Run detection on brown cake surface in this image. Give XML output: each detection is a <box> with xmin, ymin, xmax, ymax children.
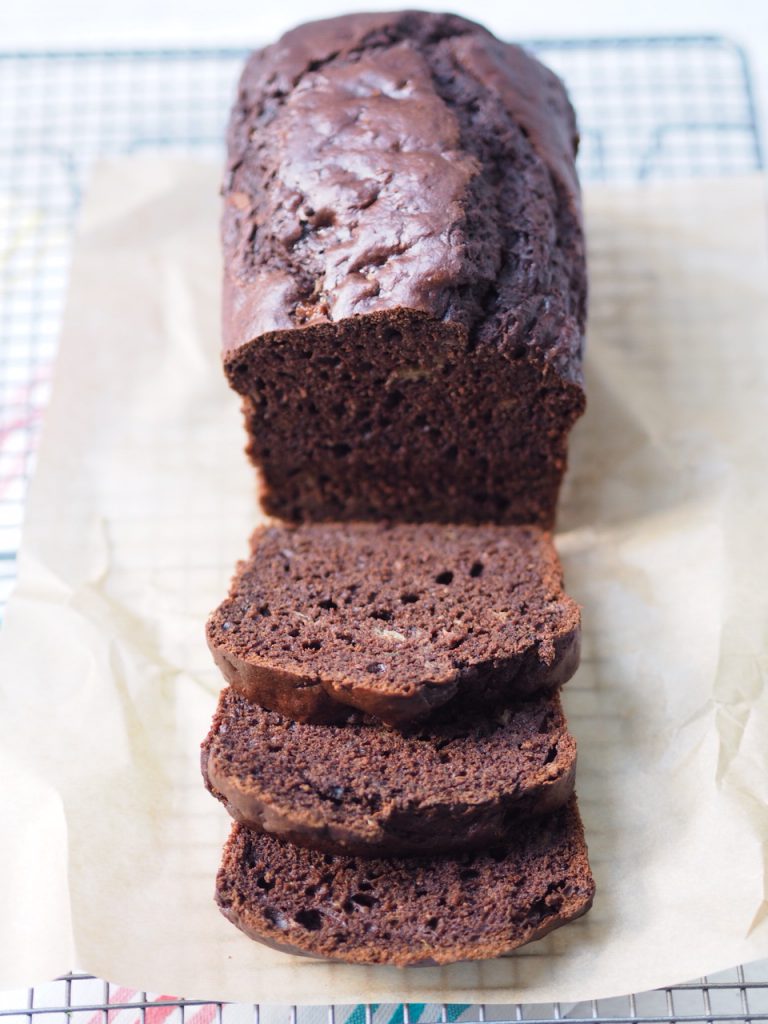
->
<box><xmin>206</xmin><ymin>522</ymin><xmax>581</xmax><ymax>725</ymax></box>
<box><xmin>222</xmin><ymin>10</ymin><xmax>586</xmax><ymax>528</ymax></box>
<box><xmin>216</xmin><ymin>798</ymin><xmax>594</xmax><ymax>966</ymax></box>
<box><xmin>202</xmin><ymin>687</ymin><xmax>576</xmax><ymax>856</ymax></box>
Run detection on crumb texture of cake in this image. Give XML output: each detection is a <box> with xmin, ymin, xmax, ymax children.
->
<box><xmin>215</xmin><ymin>798</ymin><xmax>595</xmax><ymax>966</ymax></box>
<box><xmin>222</xmin><ymin>10</ymin><xmax>586</xmax><ymax>528</ymax></box>
<box><xmin>202</xmin><ymin>687</ymin><xmax>577</xmax><ymax>856</ymax></box>
<box><xmin>206</xmin><ymin>522</ymin><xmax>581</xmax><ymax>725</ymax></box>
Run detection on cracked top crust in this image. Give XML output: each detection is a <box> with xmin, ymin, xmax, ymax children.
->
<box><xmin>222</xmin><ymin>10</ymin><xmax>585</xmax><ymax>382</ymax></box>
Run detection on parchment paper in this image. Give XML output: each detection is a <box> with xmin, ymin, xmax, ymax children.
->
<box><xmin>1</xmin><ymin>158</ymin><xmax>767</xmax><ymax>1005</ymax></box>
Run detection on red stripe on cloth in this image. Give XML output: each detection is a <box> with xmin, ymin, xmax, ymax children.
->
<box><xmin>185</xmin><ymin>1003</ymin><xmax>219</xmax><ymax>1024</ymax></box>
<box><xmin>80</xmin><ymin>988</ymin><xmax>189</xmax><ymax>1024</ymax></box>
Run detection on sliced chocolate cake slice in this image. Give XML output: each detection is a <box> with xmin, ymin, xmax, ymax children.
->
<box><xmin>202</xmin><ymin>687</ymin><xmax>576</xmax><ymax>857</ymax></box>
<box><xmin>206</xmin><ymin>522</ymin><xmax>580</xmax><ymax>726</ymax></box>
<box><xmin>215</xmin><ymin>797</ymin><xmax>594</xmax><ymax>966</ymax></box>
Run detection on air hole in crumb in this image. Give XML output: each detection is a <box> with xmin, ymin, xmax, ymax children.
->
<box><xmin>400</xmin><ymin>593</ymin><xmax>419</xmax><ymax>604</ymax></box>
<box><xmin>288</xmin><ymin>628</ymin><xmax>300</xmax><ymax>638</ymax></box>
<box><xmin>370</xmin><ymin>608</ymin><xmax>393</xmax><ymax>622</ymax></box>
<box><xmin>358</xmin><ymin>880</ymin><xmax>373</xmax><ymax>892</ymax></box>
<box><xmin>294</xmin><ymin>909</ymin><xmax>323</xmax><ymax>931</ymax></box>
<box><xmin>435</xmin><ymin>571</ymin><xmax>454</xmax><ymax>585</ymax></box>
<box><xmin>445</xmin><ymin>444</ymin><xmax>458</xmax><ymax>462</ymax></box>
<box><xmin>529</xmin><ymin>894</ymin><xmax>560</xmax><ymax>922</ymax></box>
<box><xmin>384</xmin><ymin>329</ymin><xmax>402</xmax><ymax>344</ymax></box>
<box><xmin>256</xmin><ymin>874</ymin><xmax>275</xmax><ymax>890</ymax></box>
<box><xmin>303</xmin><ymin>639</ymin><xmax>322</xmax><ymax>651</ymax></box>
<box><xmin>350</xmin><ymin>892</ymin><xmax>378</xmax><ymax>909</ymax></box>
<box><xmin>366</xmin><ymin>662</ymin><xmax>386</xmax><ymax>674</ymax></box>
<box><xmin>385</xmin><ymin>389</ymin><xmax>404</xmax><ymax>409</ymax></box>
<box><xmin>332</xmin><ymin>442</ymin><xmax>351</xmax><ymax>458</ymax></box>
<box><xmin>318</xmin><ymin>598</ymin><xmax>337</xmax><ymax>611</ymax></box>
<box><xmin>426</xmin><ymin>916</ymin><xmax>439</xmax><ymax>929</ymax></box>
<box><xmin>469</xmin><ymin>561</ymin><xmax>484</xmax><ymax>578</ymax></box>
<box><xmin>459</xmin><ymin>868</ymin><xmax>479</xmax><ymax>881</ymax></box>
<box><xmin>258</xmin><ymin>604</ymin><xmax>271</xmax><ymax>616</ymax></box>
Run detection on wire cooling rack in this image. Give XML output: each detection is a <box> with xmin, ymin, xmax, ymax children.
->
<box><xmin>0</xmin><ymin>32</ymin><xmax>765</xmax><ymax>1024</ymax></box>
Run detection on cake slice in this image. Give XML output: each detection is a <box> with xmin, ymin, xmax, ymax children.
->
<box><xmin>215</xmin><ymin>797</ymin><xmax>594</xmax><ymax>966</ymax></box>
<box><xmin>202</xmin><ymin>687</ymin><xmax>576</xmax><ymax>857</ymax></box>
<box><xmin>206</xmin><ymin>522</ymin><xmax>580</xmax><ymax>726</ymax></box>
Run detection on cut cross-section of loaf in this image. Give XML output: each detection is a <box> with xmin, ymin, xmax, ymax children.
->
<box><xmin>206</xmin><ymin>522</ymin><xmax>581</xmax><ymax>726</ymax></box>
<box><xmin>215</xmin><ymin>797</ymin><xmax>594</xmax><ymax>966</ymax></box>
<box><xmin>222</xmin><ymin>10</ymin><xmax>586</xmax><ymax>529</ymax></box>
<box><xmin>202</xmin><ymin>687</ymin><xmax>577</xmax><ymax>857</ymax></box>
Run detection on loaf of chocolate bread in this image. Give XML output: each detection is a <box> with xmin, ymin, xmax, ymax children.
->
<box><xmin>202</xmin><ymin>687</ymin><xmax>576</xmax><ymax>857</ymax></box>
<box><xmin>222</xmin><ymin>10</ymin><xmax>586</xmax><ymax>528</ymax></box>
<box><xmin>206</xmin><ymin>522</ymin><xmax>581</xmax><ymax>726</ymax></box>
<box><xmin>216</xmin><ymin>797</ymin><xmax>594</xmax><ymax>966</ymax></box>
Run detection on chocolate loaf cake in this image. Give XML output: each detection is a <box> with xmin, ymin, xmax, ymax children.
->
<box><xmin>222</xmin><ymin>10</ymin><xmax>586</xmax><ymax>528</ymax></box>
<box><xmin>216</xmin><ymin>797</ymin><xmax>594</xmax><ymax>966</ymax></box>
<box><xmin>206</xmin><ymin>522</ymin><xmax>581</xmax><ymax>726</ymax></box>
<box><xmin>202</xmin><ymin>687</ymin><xmax>576</xmax><ymax>857</ymax></box>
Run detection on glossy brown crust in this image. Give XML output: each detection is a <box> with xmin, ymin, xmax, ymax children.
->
<box><xmin>215</xmin><ymin>798</ymin><xmax>595</xmax><ymax>966</ymax></box>
<box><xmin>222</xmin><ymin>10</ymin><xmax>582</xmax><ymax>351</ymax></box>
<box><xmin>206</xmin><ymin>522</ymin><xmax>582</xmax><ymax>727</ymax></box>
<box><xmin>201</xmin><ymin>688</ymin><xmax>577</xmax><ymax>857</ymax></box>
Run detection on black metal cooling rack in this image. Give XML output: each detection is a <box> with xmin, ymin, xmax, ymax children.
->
<box><xmin>0</xmin><ymin>33</ymin><xmax>764</xmax><ymax>1024</ymax></box>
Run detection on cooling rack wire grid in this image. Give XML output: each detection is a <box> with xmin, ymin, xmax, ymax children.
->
<box><xmin>0</xmin><ymin>35</ymin><xmax>765</xmax><ymax>1024</ymax></box>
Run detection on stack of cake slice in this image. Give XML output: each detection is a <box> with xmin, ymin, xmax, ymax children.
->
<box><xmin>203</xmin><ymin>11</ymin><xmax>595</xmax><ymax>966</ymax></box>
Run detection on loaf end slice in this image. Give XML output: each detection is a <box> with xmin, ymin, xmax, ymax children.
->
<box><xmin>202</xmin><ymin>687</ymin><xmax>577</xmax><ymax>856</ymax></box>
<box><xmin>206</xmin><ymin>522</ymin><xmax>581</xmax><ymax>726</ymax></box>
<box><xmin>223</xmin><ymin>11</ymin><xmax>586</xmax><ymax>529</ymax></box>
<box><xmin>215</xmin><ymin>797</ymin><xmax>594</xmax><ymax>966</ymax></box>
